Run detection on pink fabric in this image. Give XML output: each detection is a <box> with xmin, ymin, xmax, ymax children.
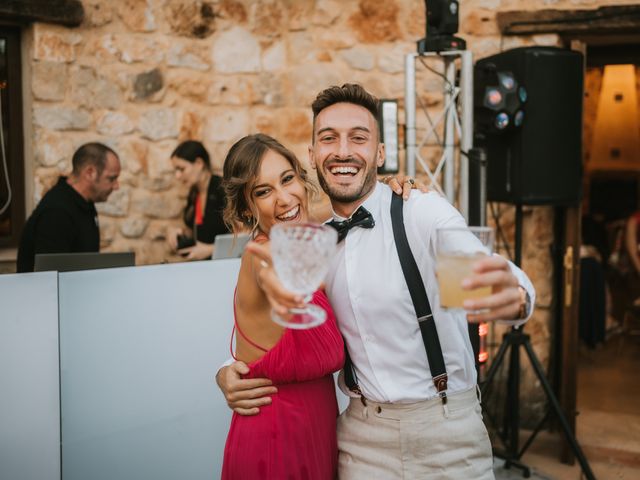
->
<box><xmin>222</xmin><ymin>290</ymin><xmax>344</xmax><ymax>480</ymax></box>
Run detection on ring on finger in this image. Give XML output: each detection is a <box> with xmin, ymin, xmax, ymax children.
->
<box><xmin>260</xmin><ymin>260</ymin><xmax>269</xmax><ymax>268</ymax></box>
<box><xmin>404</xmin><ymin>178</ymin><xmax>415</xmax><ymax>185</ymax></box>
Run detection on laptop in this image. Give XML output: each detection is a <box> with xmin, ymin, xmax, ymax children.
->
<box><xmin>34</xmin><ymin>252</ymin><xmax>136</xmax><ymax>272</ymax></box>
<box><xmin>212</xmin><ymin>233</ymin><xmax>251</xmax><ymax>260</ymax></box>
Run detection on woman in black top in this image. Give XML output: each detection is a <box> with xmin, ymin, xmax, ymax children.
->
<box><xmin>168</xmin><ymin>141</ymin><xmax>229</xmax><ymax>260</ymax></box>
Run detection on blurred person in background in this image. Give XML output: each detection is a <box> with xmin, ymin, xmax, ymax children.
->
<box><xmin>167</xmin><ymin>140</ymin><xmax>229</xmax><ymax>260</ymax></box>
<box><xmin>17</xmin><ymin>142</ymin><xmax>120</xmax><ymax>272</ymax></box>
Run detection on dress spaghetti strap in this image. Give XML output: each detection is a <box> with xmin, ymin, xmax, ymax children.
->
<box><xmin>230</xmin><ymin>287</ymin><xmax>268</xmax><ymax>360</ymax></box>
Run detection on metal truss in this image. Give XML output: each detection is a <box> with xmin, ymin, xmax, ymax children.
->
<box><xmin>405</xmin><ymin>50</ymin><xmax>473</xmax><ymax>221</ymax></box>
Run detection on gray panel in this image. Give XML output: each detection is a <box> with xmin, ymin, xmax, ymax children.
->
<box><xmin>58</xmin><ymin>260</ymin><xmax>238</xmax><ymax>480</ymax></box>
<box><xmin>0</xmin><ymin>272</ymin><xmax>61</xmax><ymax>480</ymax></box>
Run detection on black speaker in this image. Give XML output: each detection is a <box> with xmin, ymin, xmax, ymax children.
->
<box><xmin>475</xmin><ymin>47</ymin><xmax>584</xmax><ymax>206</ymax></box>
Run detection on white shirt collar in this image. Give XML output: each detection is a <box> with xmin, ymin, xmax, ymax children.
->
<box><xmin>330</xmin><ymin>182</ymin><xmax>383</xmax><ymax>222</ymax></box>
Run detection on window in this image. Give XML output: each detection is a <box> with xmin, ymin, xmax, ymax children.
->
<box><xmin>0</xmin><ymin>27</ymin><xmax>25</xmax><ymax>248</ymax></box>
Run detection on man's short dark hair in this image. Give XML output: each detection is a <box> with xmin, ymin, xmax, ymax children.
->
<box><xmin>311</xmin><ymin>83</ymin><xmax>380</xmax><ymax>132</ymax></box>
<box><xmin>71</xmin><ymin>143</ymin><xmax>118</xmax><ymax>176</ymax></box>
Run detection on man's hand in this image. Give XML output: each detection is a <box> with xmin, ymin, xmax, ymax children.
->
<box><xmin>216</xmin><ymin>361</ymin><xmax>278</xmax><ymax>416</ymax></box>
<box><xmin>460</xmin><ymin>255</ymin><xmax>523</xmax><ymax>323</ymax></box>
<box><xmin>382</xmin><ymin>175</ymin><xmax>429</xmax><ymax>199</ymax></box>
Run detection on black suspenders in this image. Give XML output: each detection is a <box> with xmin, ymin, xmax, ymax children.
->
<box><xmin>343</xmin><ymin>193</ymin><xmax>449</xmax><ymax>404</ymax></box>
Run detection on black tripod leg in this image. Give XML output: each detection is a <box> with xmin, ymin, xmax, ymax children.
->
<box><xmin>480</xmin><ymin>334</ymin><xmax>510</xmax><ymax>397</ymax></box>
<box><xmin>522</xmin><ymin>340</ymin><xmax>597</xmax><ymax>480</ymax></box>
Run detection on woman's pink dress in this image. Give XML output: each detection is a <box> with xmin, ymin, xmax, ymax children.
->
<box><xmin>221</xmin><ymin>290</ymin><xmax>344</xmax><ymax>480</ymax></box>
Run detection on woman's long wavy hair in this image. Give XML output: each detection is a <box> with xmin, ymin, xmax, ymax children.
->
<box><xmin>222</xmin><ymin>134</ymin><xmax>317</xmax><ymax>236</ymax></box>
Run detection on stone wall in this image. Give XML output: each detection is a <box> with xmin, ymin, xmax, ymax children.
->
<box><xmin>23</xmin><ymin>0</ymin><xmax>634</xmax><ymax>417</ymax></box>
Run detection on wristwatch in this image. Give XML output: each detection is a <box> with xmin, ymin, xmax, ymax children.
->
<box><xmin>517</xmin><ymin>286</ymin><xmax>532</xmax><ymax>319</ymax></box>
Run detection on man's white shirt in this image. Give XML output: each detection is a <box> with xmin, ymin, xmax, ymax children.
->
<box><xmin>325</xmin><ymin>183</ymin><xmax>535</xmax><ymax>404</ymax></box>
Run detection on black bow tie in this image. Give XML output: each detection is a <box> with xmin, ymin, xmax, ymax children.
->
<box><xmin>327</xmin><ymin>206</ymin><xmax>375</xmax><ymax>243</ymax></box>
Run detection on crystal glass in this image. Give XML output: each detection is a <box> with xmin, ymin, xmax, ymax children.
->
<box><xmin>270</xmin><ymin>223</ymin><xmax>338</xmax><ymax>329</ymax></box>
<box><xmin>435</xmin><ymin>226</ymin><xmax>495</xmax><ymax>311</ymax></box>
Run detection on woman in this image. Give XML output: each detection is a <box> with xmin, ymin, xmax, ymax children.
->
<box><xmin>220</xmin><ymin>134</ymin><xmax>344</xmax><ymax>479</ymax></box>
<box><xmin>167</xmin><ymin>140</ymin><xmax>229</xmax><ymax>260</ymax></box>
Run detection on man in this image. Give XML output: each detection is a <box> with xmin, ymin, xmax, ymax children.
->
<box><xmin>17</xmin><ymin>142</ymin><xmax>121</xmax><ymax>272</ymax></box>
<box><xmin>218</xmin><ymin>84</ymin><xmax>535</xmax><ymax>478</ymax></box>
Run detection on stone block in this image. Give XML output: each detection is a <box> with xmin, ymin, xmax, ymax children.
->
<box><xmin>96</xmin><ymin>187</ymin><xmax>130</xmax><ymax>217</ymax></box>
<box><xmin>142</xmin><ymin>174</ymin><xmax>175</xmax><ymax>192</ymax></box>
<box><xmin>212</xmin><ymin>26</ymin><xmax>261</xmax><ymax>73</ymax></box>
<box><xmin>97</xmin><ymin>111</ymin><xmax>135</xmax><ymax>136</ymax></box>
<box><xmin>340</xmin><ymin>47</ymin><xmax>375</xmax><ymax>71</ymax></box>
<box><xmin>120</xmin><ymin>216</ymin><xmax>150</xmax><ymax>238</ymax></box>
<box><xmin>133</xmin><ymin>193</ymin><xmax>184</xmax><ymax>219</ymax></box>
<box><xmin>146</xmin><ymin>142</ymin><xmax>176</xmax><ymax>180</ymax></box>
<box><xmin>32</xmin><ymin>61</ymin><xmax>67</xmax><ymax>101</ymax></box>
<box><xmin>284</xmin><ymin>65</ymin><xmax>342</xmax><ymax>106</ymax></box>
<box><xmin>117</xmin><ymin>36</ymin><xmax>166</xmax><ymax>64</ymax></box>
<box><xmin>261</xmin><ymin>41</ymin><xmax>286</xmax><ymax>71</ymax></box>
<box><xmin>286</xmin><ymin>32</ymin><xmax>317</xmax><ymax>65</ymax></box>
<box><xmin>134</xmin><ymin>68</ymin><xmax>164</xmax><ymax>100</ymax></box>
<box><xmin>83</xmin><ymin>0</ymin><xmax>114</xmax><ymax>27</ymax></box>
<box><xmin>349</xmin><ymin>0</ymin><xmax>401</xmax><ymax>44</ymax></box>
<box><xmin>256</xmin><ymin>72</ymin><xmax>285</xmax><ymax>107</ymax></box>
<box><xmin>204</xmin><ymin>108</ymin><xmax>250</xmax><ymax>142</ymax></box>
<box><xmin>288</xmin><ymin>0</ymin><xmax>315</xmax><ymax>31</ymax></box>
<box><xmin>315</xmin><ymin>30</ymin><xmax>357</xmax><ymax>51</ymax></box>
<box><xmin>312</xmin><ymin>0</ymin><xmax>342</xmax><ymax>26</ymax></box>
<box><xmin>33</xmin><ymin>106</ymin><xmax>91</xmax><ymax>131</ymax></box>
<box><xmin>164</xmin><ymin>0</ymin><xmax>216</xmax><ymax>38</ymax></box>
<box><xmin>250</xmin><ymin>0</ymin><xmax>286</xmax><ymax>38</ymax></box>
<box><xmin>138</xmin><ymin>108</ymin><xmax>179</xmax><ymax>141</ymax></box>
<box><xmin>118</xmin><ymin>0</ymin><xmax>156</xmax><ymax>32</ymax></box>
<box><xmin>70</xmin><ymin>66</ymin><xmax>123</xmax><ymax>110</ymax></box>
<box><xmin>33</xmin><ymin>24</ymin><xmax>82</xmax><ymax>63</ymax></box>
<box><xmin>168</xmin><ymin>71</ymin><xmax>210</xmax><ymax>102</ymax></box>
<box><xmin>98</xmin><ymin>218</ymin><xmax>117</xmax><ymax>248</ymax></box>
<box><xmin>460</xmin><ymin>9</ymin><xmax>499</xmax><ymax>36</ymax></box>
<box><xmin>179</xmin><ymin>111</ymin><xmax>204</xmax><ymax>140</ymax></box>
<box><xmin>117</xmin><ymin>138</ymin><xmax>149</xmax><ymax>175</ymax></box>
<box><xmin>34</xmin><ymin>131</ymin><xmax>73</xmax><ymax>167</ymax></box>
<box><xmin>250</xmin><ymin>107</ymin><xmax>281</xmax><ymax>139</ymax></box>
<box><xmin>167</xmin><ymin>43</ymin><xmax>211</xmax><ymax>71</ymax></box>
<box><xmin>378</xmin><ymin>44</ymin><xmax>411</xmax><ymax>74</ymax></box>
<box><xmin>216</xmin><ymin>0</ymin><xmax>248</xmax><ymax>25</ymax></box>
<box><xmin>282</xmin><ymin>109</ymin><xmax>312</xmax><ymax>144</ymax></box>
<box><xmin>207</xmin><ymin>76</ymin><xmax>258</xmax><ymax>105</ymax></box>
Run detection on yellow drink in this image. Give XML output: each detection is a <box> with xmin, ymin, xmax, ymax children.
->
<box><xmin>436</xmin><ymin>253</ymin><xmax>491</xmax><ymax>309</ymax></box>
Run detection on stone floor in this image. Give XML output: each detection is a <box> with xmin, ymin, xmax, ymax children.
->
<box><xmin>492</xmin><ymin>330</ymin><xmax>640</xmax><ymax>480</ymax></box>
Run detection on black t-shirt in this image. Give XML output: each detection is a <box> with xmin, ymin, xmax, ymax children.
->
<box><xmin>183</xmin><ymin>175</ymin><xmax>229</xmax><ymax>245</ymax></box>
<box><xmin>17</xmin><ymin>177</ymin><xmax>100</xmax><ymax>272</ymax></box>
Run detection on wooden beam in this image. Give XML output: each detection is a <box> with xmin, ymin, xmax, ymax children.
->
<box><xmin>0</xmin><ymin>0</ymin><xmax>84</xmax><ymax>28</ymax></box>
<box><xmin>498</xmin><ymin>5</ymin><xmax>640</xmax><ymax>36</ymax></box>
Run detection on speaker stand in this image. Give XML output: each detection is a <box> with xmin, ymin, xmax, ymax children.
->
<box><xmin>481</xmin><ymin>204</ymin><xmax>596</xmax><ymax>480</ymax></box>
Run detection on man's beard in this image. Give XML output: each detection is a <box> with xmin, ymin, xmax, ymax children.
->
<box><xmin>316</xmin><ymin>161</ymin><xmax>378</xmax><ymax>204</ymax></box>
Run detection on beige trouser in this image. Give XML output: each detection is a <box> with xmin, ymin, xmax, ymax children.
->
<box><xmin>337</xmin><ymin>387</ymin><xmax>495</xmax><ymax>479</ymax></box>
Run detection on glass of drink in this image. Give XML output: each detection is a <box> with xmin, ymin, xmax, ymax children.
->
<box><xmin>270</xmin><ymin>223</ymin><xmax>337</xmax><ymax>329</ymax></box>
<box><xmin>435</xmin><ymin>226</ymin><xmax>495</xmax><ymax>311</ymax></box>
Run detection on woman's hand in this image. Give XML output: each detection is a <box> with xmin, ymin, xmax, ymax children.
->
<box><xmin>178</xmin><ymin>241</ymin><xmax>214</xmax><ymax>261</ymax></box>
<box><xmin>246</xmin><ymin>241</ymin><xmax>305</xmax><ymax>315</ymax></box>
<box><xmin>381</xmin><ymin>174</ymin><xmax>429</xmax><ymax>199</ymax></box>
<box><xmin>167</xmin><ymin>227</ymin><xmax>183</xmax><ymax>251</ymax></box>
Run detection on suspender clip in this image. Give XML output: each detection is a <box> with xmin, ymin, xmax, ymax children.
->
<box><xmin>433</xmin><ymin>373</ymin><xmax>448</xmax><ymax>405</ymax></box>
